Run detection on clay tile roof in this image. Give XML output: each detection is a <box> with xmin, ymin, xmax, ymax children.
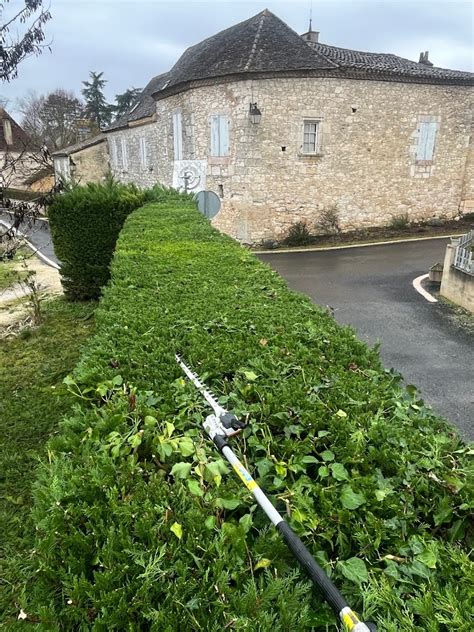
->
<box><xmin>308</xmin><ymin>41</ymin><xmax>474</xmax><ymax>83</ymax></box>
<box><xmin>105</xmin><ymin>73</ymin><xmax>169</xmax><ymax>132</ymax></box>
<box><xmin>0</xmin><ymin>108</ymin><xmax>33</xmax><ymax>152</ymax></box>
<box><xmin>155</xmin><ymin>9</ymin><xmax>336</xmax><ymax>95</ymax></box>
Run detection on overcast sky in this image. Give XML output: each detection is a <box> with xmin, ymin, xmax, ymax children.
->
<box><xmin>1</xmin><ymin>0</ymin><xmax>473</xmax><ymax>116</ymax></box>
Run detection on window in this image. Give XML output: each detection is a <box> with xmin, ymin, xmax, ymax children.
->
<box><xmin>121</xmin><ymin>138</ymin><xmax>128</xmax><ymax>170</ymax></box>
<box><xmin>416</xmin><ymin>121</ymin><xmax>437</xmax><ymax>162</ymax></box>
<box><xmin>173</xmin><ymin>111</ymin><xmax>183</xmax><ymax>160</ymax></box>
<box><xmin>302</xmin><ymin>120</ymin><xmax>321</xmax><ymax>154</ymax></box>
<box><xmin>210</xmin><ymin>115</ymin><xmax>230</xmax><ymax>157</ymax></box>
<box><xmin>3</xmin><ymin>120</ymin><xmax>13</xmax><ymax>145</ymax></box>
<box><xmin>139</xmin><ymin>137</ymin><xmax>148</xmax><ymax>169</ymax></box>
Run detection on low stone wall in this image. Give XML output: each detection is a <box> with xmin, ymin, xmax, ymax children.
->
<box><xmin>440</xmin><ymin>240</ymin><xmax>474</xmax><ymax>312</ymax></box>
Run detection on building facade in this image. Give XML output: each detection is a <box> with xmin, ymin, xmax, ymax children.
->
<box><xmin>52</xmin><ymin>134</ymin><xmax>110</xmax><ymax>185</ymax></box>
<box><xmin>105</xmin><ymin>11</ymin><xmax>474</xmax><ymax>243</ymax></box>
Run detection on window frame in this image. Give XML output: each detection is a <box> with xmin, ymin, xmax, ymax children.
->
<box><xmin>301</xmin><ymin>119</ymin><xmax>322</xmax><ymax>156</ymax></box>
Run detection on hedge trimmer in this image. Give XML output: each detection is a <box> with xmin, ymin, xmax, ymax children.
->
<box><xmin>176</xmin><ymin>355</ymin><xmax>377</xmax><ymax>632</ymax></box>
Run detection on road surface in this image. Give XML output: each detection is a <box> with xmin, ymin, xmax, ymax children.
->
<box><xmin>259</xmin><ymin>239</ymin><xmax>473</xmax><ymax>440</ymax></box>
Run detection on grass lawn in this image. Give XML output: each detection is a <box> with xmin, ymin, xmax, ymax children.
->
<box><xmin>0</xmin><ymin>248</ymin><xmax>30</xmax><ymax>292</ymax></box>
<box><xmin>0</xmin><ymin>298</ymin><xmax>95</xmax><ymax>625</ymax></box>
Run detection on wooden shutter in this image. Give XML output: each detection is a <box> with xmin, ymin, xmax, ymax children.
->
<box><xmin>173</xmin><ymin>111</ymin><xmax>182</xmax><ymax>160</ymax></box>
<box><xmin>219</xmin><ymin>116</ymin><xmax>229</xmax><ymax>156</ymax></box>
<box><xmin>210</xmin><ymin>115</ymin><xmax>220</xmax><ymax>156</ymax></box>
<box><xmin>417</xmin><ymin>121</ymin><xmax>437</xmax><ymax>160</ymax></box>
<box><xmin>211</xmin><ymin>115</ymin><xmax>230</xmax><ymax>156</ymax></box>
<box><xmin>139</xmin><ymin>137</ymin><xmax>147</xmax><ymax>169</ymax></box>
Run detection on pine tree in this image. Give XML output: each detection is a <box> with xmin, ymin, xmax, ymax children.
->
<box><xmin>81</xmin><ymin>71</ymin><xmax>112</xmax><ymax>129</ymax></box>
<box><xmin>114</xmin><ymin>88</ymin><xmax>142</xmax><ymax>119</ymax></box>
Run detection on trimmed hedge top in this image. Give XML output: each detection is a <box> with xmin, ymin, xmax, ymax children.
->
<box><xmin>28</xmin><ymin>200</ymin><xmax>472</xmax><ymax>630</ymax></box>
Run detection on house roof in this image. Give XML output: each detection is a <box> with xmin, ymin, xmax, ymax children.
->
<box><xmin>157</xmin><ymin>10</ymin><xmax>335</xmax><ymax>95</ymax></box>
<box><xmin>308</xmin><ymin>41</ymin><xmax>474</xmax><ymax>83</ymax></box>
<box><xmin>23</xmin><ymin>165</ymin><xmax>54</xmax><ymax>185</ymax></box>
<box><xmin>149</xmin><ymin>9</ymin><xmax>473</xmax><ymax>97</ymax></box>
<box><xmin>52</xmin><ymin>133</ymin><xmax>106</xmax><ymax>157</ymax></box>
<box><xmin>0</xmin><ymin>108</ymin><xmax>33</xmax><ymax>152</ymax></box>
<box><xmin>105</xmin><ymin>73</ymin><xmax>169</xmax><ymax>132</ymax></box>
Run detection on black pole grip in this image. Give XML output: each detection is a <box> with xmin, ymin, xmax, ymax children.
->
<box><xmin>277</xmin><ymin>520</ymin><xmax>347</xmax><ymax>615</ymax></box>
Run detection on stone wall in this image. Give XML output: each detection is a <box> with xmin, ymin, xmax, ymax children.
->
<box><xmin>440</xmin><ymin>240</ymin><xmax>474</xmax><ymax>313</ymax></box>
<box><xmin>71</xmin><ymin>141</ymin><xmax>110</xmax><ymax>184</ymax></box>
<box><xmin>108</xmin><ymin>76</ymin><xmax>473</xmax><ymax>243</ymax></box>
<box><xmin>460</xmin><ymin>118</ymin><xmax>474</xmax><ymax>215</ymax></box>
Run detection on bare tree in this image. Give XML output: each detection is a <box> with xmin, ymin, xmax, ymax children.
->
<box><xmin>18</xmin><ymin>89</ymin><xmax>92</xmax><ymax>150</ymax></box>
<box><xmin>1</xmin><ymin>0</ymin><xmax>52</xmax><ymax>82</ymax></box>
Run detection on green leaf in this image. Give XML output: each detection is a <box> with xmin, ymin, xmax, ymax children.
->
<box><xmin>243</xmin><ymin>370</ymin><xmax>258</xmax><ymax>382</ymax></box>
<box><xmin>330</xmin><ymin>463</ymin><xmax>349</xmax><ymax>481</ymax></box>
<box><xmin>144</xmin><ymin>415</ymin><xmax>158</xmax><ymax>427</ymax></box>
<box><xmin>417</xmin><ymin>545</ymin><xmax>438</xmax><ymax>569</ymax></box>
<box><xmin>254</xmin><ymin>558</ymin><xmax>271</xmax><ymax>571</ymax></box>
<box><xmin>318</xmin><ymin>465</ymin><xmax>329</xmax><ymax>478</ymax></box>
<box><xmin>239</xmin><ymin>514</ymin><xmax>253</xmax><ymax>533</ymax></box>
<box><xmin>178</xmin><ymin>437</ymin><xmax>195</xmax><ymax>457</ymax></box>
<box><xmin>321</xmin><ymin>450</ymin><xmax>335</xmax><ymax>462</ymax></box>
<box><xmin>301</xmin><ymin>455</ymin><xmax>318</xmax><ymax>464</ymax></box>
<box><xmin>170</xmin><ymin>462</ymin><xmax>192</xmax><ymax>479</ymax></box>
<box><xmin>335</xmin><ymin>409</ymin><xmax>347</xmax><ymax>418</ymax></box>
<box><xmin>187</xmin><ymin>479</ymin><xmax>203</xmax><ymax>496</ymax></box>
<box><xmin>204</xmin><ymin>516</ymin><xmax>216</xmax><ymax>529</ymax></box>
<box><xmin>340</xmin><ymin>485</ymin><xmax>366</xmax><ymax>510</ymax></box>
<box><xmin>129</xmin><ymin>433</ymin><xmax>142</xmax><ymax>448</ymax></box>
<box><xmin>338</xmin><ymin>557</ymin><xmax>368</xmax><ymax>586</ymax></box>
<box><xmin>218</xmin><ymin>497</ymin><xmax>240</xmax><ymax>510</ymax></box>
<box><xmin>170</xmin><ymin>522</ymin><xmax>182</xmax><ymax>540</ymax></box>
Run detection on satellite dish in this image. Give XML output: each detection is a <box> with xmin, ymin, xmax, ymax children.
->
<box><xmin>195</xmin><ymin>190</ymin><xmax>221</xmax><ymax>219</ymax></box>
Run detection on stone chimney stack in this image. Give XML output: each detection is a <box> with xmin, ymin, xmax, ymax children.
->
<box><xmin>418</xmin><ymin>51</ymin><xmax>434</xmax><ymax>67</ymax></box>
<box><xmin>301</xmin><ymin>27</ymin><xmax>320</xmax><ymax>44</ymax></box>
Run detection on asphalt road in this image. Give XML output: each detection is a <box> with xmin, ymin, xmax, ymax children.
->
<box><xmin>0</xmin><ymin>211</ymin><xmax>58</xmax><ymax>266</ymax></box>
<box><xmin>259</xmin><ymin>239</ymin><xmax>473</xmax><ymax>440</ymax></box>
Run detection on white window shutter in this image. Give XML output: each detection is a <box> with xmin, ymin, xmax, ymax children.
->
<box><xmin>219</xmin><ymin>116</ymin><xmax>230</xmax><ymax>156</ymax></box>
<box><xmin>173</xmin><ymin>111</ymin><xmax>183</xmax><ymax>160</ymax></box>
<box><xmin>210</xmin><ymin>115</ymin><xmax>220</xmax><ymax>156</ymax></box>
<box><xmin>417</xmin><ymin>121</ymin><xmax>437</xmax><ymax>160</ymax></box>
<box><xmin>139</xmin><ymin>137</ymin><xmax>147</xmax><ymax>169</ymax></box>
<box><xmin>121</xmin><ymin>138</ymin><xmax>128</xmax><ymax>169</ymax></box>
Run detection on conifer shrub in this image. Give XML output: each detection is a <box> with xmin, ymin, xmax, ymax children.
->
<box><xmin>48</xmin><ymin>180</ymin><xmax>146</xmax><ymax>300</ymax></box>
<box><xmin>25</xmin><ymin>202</ymin><xmax>472</xmax><ymax>630</ymax></box>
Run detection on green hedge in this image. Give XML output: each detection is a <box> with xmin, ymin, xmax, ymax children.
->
<box><xmin>26</xmin><ymin>202</ymin><xmax>472</xmax><ymax>630</ymax></box>
<box><xmin>48</xmin><ymin>180</ymin><xmax>147</xmax><ymax>300</ymax></box>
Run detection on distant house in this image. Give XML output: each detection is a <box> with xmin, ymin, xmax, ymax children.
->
<box><xmin>105</xmin><ymin>10</ymin><xmax>474</xmax><ymax>243</ymax></box>
<box><xmin>0</xmin><ymin>107</ymin><xmax>39</xmax><ymax>189</ymax></box>
<box><xmin>52</xmin><ymin>134</ymin><xmax>109</xmax><ymax>185</ymax></box>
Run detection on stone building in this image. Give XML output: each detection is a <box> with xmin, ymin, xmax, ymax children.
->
<box><xmin>105</xmin><ymin>10</ymin><xmax>474</xmax><ymax>243</ymax></box>
<box><xmin>1</xmin><ymin>107</ymin><xmax>39</xmax><ymax>189</ymax></box>
<box><xmin>52</xmin><ymin>134</ymin><xmax>110</xmax><ymax>185</ymax></box>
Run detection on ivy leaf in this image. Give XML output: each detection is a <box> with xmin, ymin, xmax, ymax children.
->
<box><xmin>417</xmin><ymin>545</ymin><xmax>438</xmax><ymax>569</ymax></box>
<box><xmin>254</xmin><ymin>558</ymin><xmax>272</xmax><ymax>571</ymax></box>
<box><xmin>340</xmin><ymin>485</ymin><xmax>366</xmax><ymax>510</ymax></box>
<box><xmin>330</xmin><ymin>463</ymin><xmax>349</xmax><ymax>481</ymax></box>
<box><xmin>336</xmin><ymin>409</ymin><xmax>347</xmax><ymax>418</ymax></box>
<box><xmin>129</xmin><ymin>433</ymin><xmax>142</xmax><ymax>448</ymax></box>
<box><xmin>204</xmin><ymin>516</ymin><xmax>216</xmax><ymax>529</ymax></box>
<box><xmin>170</xmin><ymin>522</ymin><xmax>182</xmax><ymax>540</ymax></box>
<box><xmin>170</xmin><ymin>462</ymin><xmax>192</xmax><ymax>479</ymax></box>
<box><xmin>338</xmin><ymin>557</ymin><xmax>368</xmax><ymax>586</ymax></box>
<box><xmin>187</xmin><ymin>479</ymin><xmax>203</xmax><ymax>496</ymax></box>
<box><xmin>218</xmin><ymin>497</ymin><xmax>240</xmax><ymax>510</ymax></box>
<box><xmin>302</xmin><ymin>455</ymin><xmax>318</xmax><ymax>464</ymax></box>
<box><xmin>318</xmin><ymin>465</ymin><xmax>329</xmax><ymax>478</ymax></box>
<box><xmin>321</xmin><ymin>450</ymin><xmax>335</xmax><ymax>462</ymax></box>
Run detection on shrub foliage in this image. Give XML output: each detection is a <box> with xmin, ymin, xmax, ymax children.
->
<box><xmin>48</xmin><ymin>180</ymin><xmax>146</xmax><ymax>300</ymax></box>
<box><xmin>25</xmin><ymin>201</ymin><xmax>472</xmax><ymax>630</ymax></box>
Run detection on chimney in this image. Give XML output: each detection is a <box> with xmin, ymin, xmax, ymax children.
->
<box><xmin>418</xmin><ymin>51</ymin><xmax>433</xmax><ymax>67</ymax></box>
<box><xmin>301</xmin><ymin>28</ymin><xmax>319</xmax><ymax>44</ymax></box>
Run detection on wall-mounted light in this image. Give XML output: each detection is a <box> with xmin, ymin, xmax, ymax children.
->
<box><xmin>249</xmin><ymin>102</ymin><xmax>262</xmax><ymax>124</ymax></box>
